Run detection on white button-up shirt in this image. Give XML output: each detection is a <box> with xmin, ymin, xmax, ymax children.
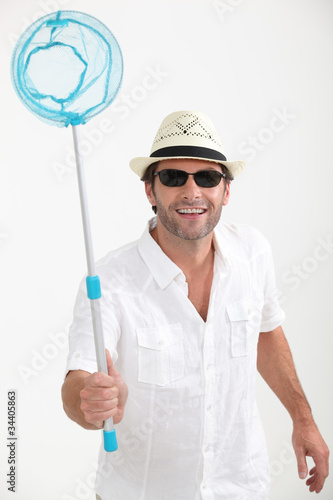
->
<box><xmin>66</xmin><ymin>218</ymin><xmax>285</xmax><ymax>500</ymax></box>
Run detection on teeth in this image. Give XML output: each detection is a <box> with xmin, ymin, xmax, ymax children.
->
<box><xmin>177</xmin><ymin>208</ymin><xmax>205</xmax><ymax>214</ymax></box>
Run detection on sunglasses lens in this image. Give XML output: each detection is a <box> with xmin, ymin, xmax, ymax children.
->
<box><xmin>156</xmin><ymin>169</ymin><xmax>223</xmax><ymax>187</ymax></box>
<box><xmin>159</xmin><ymin>169</ymin><xmax>187</xmax><ymax>187</ymax></box>
<box><xmin>195</xmin><ymin>170</ymin><xmax>222</xmax><ymax>187</ymax></box>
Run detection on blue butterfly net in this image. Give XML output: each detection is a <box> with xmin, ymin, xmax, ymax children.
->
<box><xmin>11</xmin><ymin>10</ymin><xmax>123</xmax><ymax>127</ymax></box>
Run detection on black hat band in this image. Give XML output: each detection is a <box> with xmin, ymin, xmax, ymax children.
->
<box><xmin>150</xmin><ymin>145</ymin><xmax>227</xmax><ymax>163</ymax></box>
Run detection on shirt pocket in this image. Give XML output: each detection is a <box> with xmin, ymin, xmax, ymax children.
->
<box><xmin>227</xmin><ymin>298</ymin><xmax>252</xmax><ymax>357</ymax></box>
<box><xmin>136</xmin><ymin>323</ymin><xmax>184</xmax><ymax>386</ymax></box>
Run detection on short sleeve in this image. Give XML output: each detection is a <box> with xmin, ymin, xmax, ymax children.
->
<box><xmin>64</xmin><ymin>276</ymin><xmax>120</xmax><ymax>377</ymax></box>
<box><xmin>260</xmin><ymin>245</ymin><xmax>285</xmax><ymax>332</ymax></box>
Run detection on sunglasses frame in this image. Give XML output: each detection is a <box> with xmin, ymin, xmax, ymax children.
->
<box><xmin>153</xmin><ymin>168</ymin><xmax>226</xmax><ymax>188</ymax></box>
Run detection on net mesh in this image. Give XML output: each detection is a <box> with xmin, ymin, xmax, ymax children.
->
<box><xmin>11</xmin><ymin>10</ymin><xmax>123</xmax><ymax>127</ymax></box>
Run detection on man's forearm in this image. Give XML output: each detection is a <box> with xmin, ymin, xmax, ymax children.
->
<box><xmin>257</xmin><ymin>325</ymin><xmax>330</xmax><ymax>492</ymax></box>
<box><xmin>257</xmin><ymin>325</ymin><xmax>313</xmax><ymax>424</ymax></box>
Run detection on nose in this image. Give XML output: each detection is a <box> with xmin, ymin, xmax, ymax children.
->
<box><xmin>182</xmin><ymin>175</ymin><xmax>202</xmax><ymax>201</ymax></box>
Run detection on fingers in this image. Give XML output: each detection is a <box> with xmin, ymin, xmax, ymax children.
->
<box><xmin>300</xmin><ymin>452</ymin><xmax>329</xmax><ymax>494</ymax></box>
<box><xmin>79</xmin><ymin>351</ymin><xmax>128</xmax><ymax>427</ymax></box>
<box><xmin>81</xmin><ymin>385</ymin><xmax>118</xmax><ymax>402</ymax></box>
<box><xmin>79</xmin><ymin>367</ymin><xmax>119</xmax><ymax>428</ymax></box>
<box><xmin>313</xmin><ymin>453</ymin><xmax>330</xmax><ymax>483</ymax></box>
<box><xmin>292</xmin><ymin>423</ymin><xmax>329</xmax><ymax>493</ymax></box>
<box><xmin>296</xmin><ymin>457</ymin><xmax>328</xmax><ymax>493</ymax></box>
<box><xmin>305</xmin><ymin>467</ymin><xmax>326</xmax><ymax>494</ymax></box>
<box><xmin>307</xmin><ymin>443</ymin><xmax>330</xmax><ymax>493</ymax></box>
<box><xmin>87</xmin><ymin>370</ymin><xmax>115</xmax><ymax>389</ymax></box>
<box><xmin>80</xmin><ymin>391</ymin><xmax>119</xmax><ymax>429</ymax></box>
<box><xmin>80</xmin><ymin>389</ymin><xmax>119</xmax><ymax>428</ymax></box>
<box><xmin>106</xmin><ymin>349</ymin><xmax>129</xmax><ymax>414</ymax></box>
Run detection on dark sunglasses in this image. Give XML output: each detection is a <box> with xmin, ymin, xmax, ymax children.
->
<box><xmin>153</xmin><ymin>169</ymin><xmax>226</xmax><ymax>188</ymax></box>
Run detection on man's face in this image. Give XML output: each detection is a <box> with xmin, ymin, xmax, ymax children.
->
<box><xmin>145</xmin><ymin>158</ymin><xmax>230</xmax><ymax>241</ymax></box>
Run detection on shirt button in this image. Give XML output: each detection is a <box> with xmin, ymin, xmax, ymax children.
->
<box><xmin>158</xmin><ymin>340</ymin><xmax>164</xmax><ymax>346</ymax></box>
<box><xmin>206</xmin><ymin>405</ymin><xmax>212</xmax><ymax>411</ymax></box>
<box><xmin>204</xmin><ymin>446</ymin><xmax>210</xmax><ymax>453</ymax></box>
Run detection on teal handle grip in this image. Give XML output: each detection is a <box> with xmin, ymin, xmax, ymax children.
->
<box><xmin>103</xmin><ymin>429</ymin><xmax>118</xmax><ymax>452</ymax></box>
<box><xmin>86</xmin><ymin>275</ymin><xmax>101</xmax><ymax>299</ymax></box>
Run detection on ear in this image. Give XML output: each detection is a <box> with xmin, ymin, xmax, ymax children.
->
<box><xmin>222</xmin><ymin>181</ymin><xmax>231</xmax><ymax>206</ymax></box>
<box><xmin>145</xmin><ymin>182</ymin><xmax>156</xmax><ymax>207</ymax></box>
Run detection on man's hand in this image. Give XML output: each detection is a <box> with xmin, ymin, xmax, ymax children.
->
<box><xmin>292</xmin><ymin>420</ymin><xmax>329</xmax><ymax>493</ymax></box>
<box><xmin>79</xmin><ymin>349</ymin><xmax>128</xmax><ymax>428</ymax></box>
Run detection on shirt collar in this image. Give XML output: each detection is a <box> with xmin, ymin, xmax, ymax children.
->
<box><xmin>138</xmin><ymin>218</ymin><xmax>231</xmax><ymax>289</ymax></box>
<box><xmin>212</xmin><ymin>225</ymin><xmax>232</xmax><ymax>272</ymax></box>
<box><xmin>138</xmin><ymin>217</ymin><xmax>184</xmax><ymax>290</ymax></box>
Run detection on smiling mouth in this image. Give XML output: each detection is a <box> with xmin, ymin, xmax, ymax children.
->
<box><xmin>176</xmin><ymin>208</ymin><xmax>206</xmax><ymax>214</ymax></box>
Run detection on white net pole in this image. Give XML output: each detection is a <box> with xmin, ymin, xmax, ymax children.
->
<box><xmin>72</xmin><ymin>124</ymin><xmax>116</xmax><ymax>445</ymax></box>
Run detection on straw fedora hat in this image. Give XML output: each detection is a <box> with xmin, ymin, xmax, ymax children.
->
<box><xmin>129</xmin><ymin>110</ymin><xmax>245</xmax><ymax>178</ymax></box>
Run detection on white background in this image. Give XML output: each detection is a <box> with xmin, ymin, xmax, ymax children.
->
<box><xmin>0</xmin><ymin>0</ymin><xmax>332</xmax><ymax>499</ymax></box>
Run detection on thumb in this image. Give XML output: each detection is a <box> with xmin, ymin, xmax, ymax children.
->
<box><xmin>105</xmin><ymin>348</ymin><xmax>119</xmax><ymax>378</ymax></box>
<box><xmin>294</xmin><ymin>446</ymin><xmax>308</xmax><ymax>480</ymax></box>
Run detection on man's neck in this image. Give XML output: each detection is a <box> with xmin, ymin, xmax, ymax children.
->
<box><xmin>150</xmin><ymin>222</ymin><xmax>215</xmax><ymax>279</ymax></box>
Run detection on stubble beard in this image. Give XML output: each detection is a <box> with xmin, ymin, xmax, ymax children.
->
<box><xmin>155</xmin><ymin>199</ymin><xmax>224</xmax><ymax>241</ymax></box>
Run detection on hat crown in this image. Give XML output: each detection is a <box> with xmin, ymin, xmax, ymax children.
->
<box><xmin>129</xmin><ymin>110</ymin><xmax>246</xmax><ymax>179</ymax></box>
<box><xmin>150</xmin><ymin>110</ymin><xmax>225</xmax><ymax>155</ymax></box>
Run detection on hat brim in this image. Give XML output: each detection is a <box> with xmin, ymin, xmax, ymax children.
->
<box><xmin>130</xmin><ymin>156</ymin><xmax>246</xmax><ymax>179</ymax></box>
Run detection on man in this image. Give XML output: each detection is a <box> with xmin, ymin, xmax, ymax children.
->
<box><xmin>62</xmin><ymin>111</ymin><xmax>329</xmax><ymax>499</ymax></box>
